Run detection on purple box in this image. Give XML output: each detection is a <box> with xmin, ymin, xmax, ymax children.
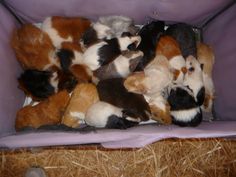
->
<box><xmin>0</xmin><ymin>0</ymin><xmax>235</xmax><ymax>149</ymax></box>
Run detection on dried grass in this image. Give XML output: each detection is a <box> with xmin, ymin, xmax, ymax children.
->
<box><xmin>0</xmin><ymin>138</ymin><xmax>236</xmax><ymax>177</ymax></box>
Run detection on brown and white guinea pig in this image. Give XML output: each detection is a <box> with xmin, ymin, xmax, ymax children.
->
<box><xmin>11</xmin><ymin>24</ymin><xmax>57</xmax><ymax>70</ymax></box>
<box><xmin>183</xmin><ymin>56</ymin><xmax>205</xmax><ymax>107</ymax></box>
<box><xmin>18</xmin><ymin>69</ymin><xmax>77</xmax><ymax>100</ymax></box>
<box><xmin>62</xmin><ymin>83</ymin><xmax>99</xmax><ymax>128</ymax></box>
<box><xmin>197</xmin><ymin>42</ymin><xmax>215</xmax><ymax>112</ymax></box>
<box><xmin>82</xmin><ymin>35</ymin><xmax>141</xmax><ymax>71</ymax></box>
<box><xmin>85</xmin><ymin>101</ymin><xmax>140</xmax><ymax>129</ymax></box>
<box><xmin>97</xmin><ymin>78</ymin><xmax>151</xmax><ymax>122</ymax></box>
<box><xmin>80</xmin><ymin>15</ymin><xmax>139</xmax><ymax>49</ymax></box>
<box><xmin>134</xmin><ymin>20</ymin><xmax>165</xmax><ymax>71</ymax></box>
<box><xmin>167</xmin><ymin>84</ymin><xmax>202</xmax><ymax>127</ymax></box>
<box><xmin>93</xmin><ymin>50</ymin><xmax>143</xmax><ymax>81</ymax></box>
<box><xmin>41</xmin><ymin>16</ymin><xmax>91</xmax><ymax>48</ymax></box>
<box><xmin>156</xmin><ymin>35</ymin><xmax>187</xmax><ymax>83</ymax></box>
<box><xmin>15</xmin><ymin>90</ymin><xmax>70</xmax><ymax>131</ymax></box>
<box><xmin>124</xmin><ymin>55</ymin><xmax>173</xmax><ymax>124</ymax></box>
<box><xmin>165</xmin><ymin>23</ymin><xmax>197</xmax><ymax>58</ymax></box>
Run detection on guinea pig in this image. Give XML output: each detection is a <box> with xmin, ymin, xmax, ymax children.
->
<box><xmin>156</xmin><ymin>35</ymin><xmax>187</xmax><ymax>83</ymax></box>
<box><xmin>93</xmin><ymin>50</ymin><xmax>143</xmax><ymax>81</ymax></box>
<box><xmin>97</xmin><ymin>78</ymin><xmax>151</xmax><ymax>122</ymax></box>
<box><xmin>183</xmin><ymin>55</ymin><xmax>205</xmax><ymax>106</ymax></box>
<box><xmin>15</xmin><ymin>90</ymin><xmax>70</xmax><ymax>131</ymax></box>
<box><xmin>11</xmin><ymin>24</ymin><xmax>57</xmax><ymax>70</ymax></box>
<box><xmin>80</xmin><ymin>15</ymin><xmax>139</xmax><ymax>50</ymax></box>
<box><xmin>165</xmin><ymin>23</ymin><xmax>197</xmax><ymax>58</ymax></box>
<box><xmin>56</xmin><ymin>42</ymin><xmax>84</xmax><ymax>71</ymax></box>
<box><xmin>97</xmin><ymin>15</ymin><xmax>139</xmax><ymax>38</ymax></box>
<box><xmin>134</xmin><ymin>20</ymin><xmax>165</xmax><ymax>71</ymax></box>
<box><xmin>62</xmin><ymin>83</ymin><xmax>99</xmax><ymax>128</ymax></box>
<box><xmin>124</xmin><ymin>55</ymin><xmax>173</xmax><ymax>124</ymax></box>
<box><xmin>85</xmin><ymin>101</ymin><xmax>140</xmax><ymax>129</ymax></box>
<box><xmin>18</xmin><ymin>69</ymin><xmax>77</xmax><ymax>100</ymax></box>
<box><xmin>167</xmin><ymin>84</ymin><xmax>202</xmax><ymax>127</ymax></box>
<box><xmin>41</xmin><ymin>16</ymin><xmax>91</xmax><ymax>48</ymax></box>
<box><xmin>197</xmin><ymin>42</ymin><xmax>215</xmax><ymax>112</ymax></box>
<box><xmin>82</xmin><ymin>35</ymin><xmax>141</xmax><ymax>71</ymax></box>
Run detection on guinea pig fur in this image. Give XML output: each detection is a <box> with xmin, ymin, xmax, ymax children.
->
<box><xmin>97</xmin><ymin>15</ymin><xmax>139</xmax><ymax>38</ymax></box>
<box><xmin>183</xmin><ymin>56</ymin><xmax>205</xmax><ymax>106</ymax></box>
<box><xmin>93</xmin><ymin>50</ymin><xmax>143</xmax><ymax>81</ymax></box>
<box><xmin>165</xmin><ymin>23</ymin><xmax>197</xmax><ymax>58</ymax></box>
<box><xmin>15</xmin><ymin>90</ymin><xmax>70</xmax><ymax>131</ymax></box>
<box><xmin>82</xmin><ymin>35</ymin><xmax>141</xmax><ymax>71</ymax></box>
<box><xmin>11</xmin><ymin>24</ymin><xmax>57</xmax><ymax>70</ymax></box>
<box><xmin>85</xmin><ymin>101</ymin><xmax>140</xmax><ymax>129</ymax></box>
<box><xmin>62</xmin><ymin>83</ymin><xmax>99</xmax><ymax>128</ymax></box>
<box><xmin>80</xmin><ymin>15</ymin><xmax>139</xmax><ymax>50</ymax></box>
<box><xmin>42</xmin><ymin>16</ymin><xmax>91</xmax><ymax>48</ymax></box>
<box><xmin>156</xmin><ymin>35</ymin><xmax>187</xmax><ymax>83</ymax></box>
<box><xmin>124</xmin><ymin>55</ymin><xmax>173</xmax><ymax>124</ymax></box>
<box><xmin>134</xmin><ymin>20</ymin><xmax>165</xmax><ymax>71</ymax></box>
<box><xmin>97</xmin><ymin>78</ymin><xmax>151</xmax><ymax>122</ymax></box>
<box><xmin>19</xmin><ymin>69</ymin><xmax>78</xmax><ymax>100</ymax></box>
<box><xmin>167</xmin><ymin>85</ymin><xmax>202</xmax><ymax>127</ymax></box>
<box><xmin>197</xmin><ymin>42</ymin><xmax>215</xmax><ymax>112</ymax></box>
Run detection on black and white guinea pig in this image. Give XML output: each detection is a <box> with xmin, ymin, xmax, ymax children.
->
<box><xmin>183</xmin><ymin>55</ymin><xmax>205</xmax><ymax>106</ymax></box>
<box><xmin>93</xmin><ymin>50</ymin><xmax>143</xmax><ymax>81</ymax></box>
<box><xmin>134</xmin><ymin>20</ymin><xmax>165</xmax><ymax>71</ymax></box>
<box><xmin>82</xmin><ymin>35</ymin><xmax>141</xmax><ymax>71</ymax></box>
<box><xmin>80</xmin><ymin>15</ymin><xmax>139</xmax><ymax>49</ymax></box>
<box><xmin>18</xmin><ymin>69</ymin><xmax>77</xmax><ymax>100</ymax></box>
<box><xmin>167</xmin><ymin>84</ymin><xmax>202</xmax><ymax>127</ymax></box>
<box><xmin>165</xmin><ymin>23</ymin><xmax>197</xmax><ymax>58</ymax></box>
<box><xmin>85</xmin><ymin>101</ymin><xmax>140</xmax><ymax>129</ymax></box>
<box><xmin>97</xmin><ymin>78</ymin><xmax>151</xmax><ymax>122</ymax></box>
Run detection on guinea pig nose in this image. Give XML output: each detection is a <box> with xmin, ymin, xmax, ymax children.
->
<box><xmin>181</xmin><ymin>67</ymin><xmax>187</xmax><ymax>74</ymax></box>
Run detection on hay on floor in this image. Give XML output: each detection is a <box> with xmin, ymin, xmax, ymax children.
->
<box><xmin>1</xmin><ymin>138</ymin><xmax>236</xmax><ymax>177</ymax></box>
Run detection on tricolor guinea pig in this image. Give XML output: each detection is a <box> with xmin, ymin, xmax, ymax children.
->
<box><xmin>85</xmin><ymin>101</ymin><xmax>140</xmax><ymax>129</ymax></box>
<box><xmin>97</xmin><ymin>78</ymin><xmax>151</xmax><ymax>122</ymax></box>
<box><xmin>183</xmin><ymin>55</ymin><xmax>205</xmax><ymax>106</ymax></box>
<box><xmin>165</xmin><ymin>23</ymin><xmax>197</xmax><ymax>58</ymax></box>
<box><xmin>124</xmin><ymin>55</ymin><xmax>173</xmax><ymax>124</ymax></box>
<box><xmin>93</xmin><ymin>50</ymin><xmax>143</xmax><ymax>81</ymax></box>
<box><xmin>197</xmin><ymin>42</ymin><xmax>215</xmax><ymax>112</ymax></box>
<box><xmin>41</xmin><ymin>16</ymin><xmax>91</xmax><ymax>48</ymax></box>
<box><xmin>156</xmin><ymin>35</ymin><xmax>187</xmax><ymax>83</ymax></box>
<box><xmin>18</xmin><ymin>69</ymin><xmax>77</xmax><ymax>100</ymax></box>
<box><xmin>11</xmin><ymin>24</ymin><xmax>57</xmax><ymax>70</ymax></box>
<box><xmin>134</xmin><ymin>20</ymin><xmax>165</xmax><ymax>71</ymax></box>
<box><xmin>80</xmin><ymin>15</ymin><xmax>138</xmax><ymax>49</ymax></box>
<box><xmin>82</xmin><ymin>35</ymin><xmax>141</xmax><ymax>71</ymax></box>
<box><xmin>167</xmin><ymin>84</ymin><xmax>202</xmax><ymax>127</ymax></box>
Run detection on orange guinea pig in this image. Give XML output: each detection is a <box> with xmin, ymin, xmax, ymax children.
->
<box><xmin>15</xmin><ymin>90</ymin><xmax>70</xmax><ymax>131</ymax></box>
<box><xmin>42</xmin><ymin>16</ymin><xmax>91</xmax><ymax>48</ymax></box>
<box><xmin>156</xmin><ymin>35</ymin><xmax>187</xmax><ymax>83</ymax></box>
<box><xmin>11</xmin><ymin>24</ymin><xmax>57</xmax><ymax>70</ymax></box>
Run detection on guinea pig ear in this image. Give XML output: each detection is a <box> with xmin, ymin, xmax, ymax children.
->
<box><xmin>200</xmin><ymin>63</ymin><xmax>204</xmax><ymax>71</ymax></box>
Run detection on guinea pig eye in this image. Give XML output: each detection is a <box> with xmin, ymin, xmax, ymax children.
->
<box><xmin>127</xmin><ymin>43</ymin><xmax>137</xmax><ymax>51</ymax></box>
<box><xmin>189</xmin><ymin>67</ymin><xmax>195</xmax><ymax>72</ymax></box>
